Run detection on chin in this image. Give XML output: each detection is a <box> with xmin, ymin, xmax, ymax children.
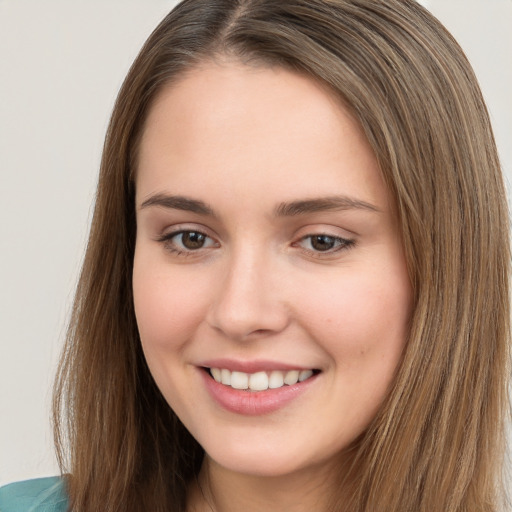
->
<box><xmin>200</xmin><ymin>431</ymin><xmax>341</xmax><ymax>479</ymax></box>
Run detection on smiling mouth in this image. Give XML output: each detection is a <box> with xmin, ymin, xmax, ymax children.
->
<box><xmin>205</xmin><ymin>367</ymin><xmax>320</xmax><ymax>392</ymax></box>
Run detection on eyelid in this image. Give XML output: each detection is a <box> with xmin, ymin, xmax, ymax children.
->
<box><xmin>157</xmin><ymin>223</ymin><xmax>216</xmax><ymax>239</ymax></box>
<box><xmin>294</xmin><ymin>233</ymin><xmax>355</xmax><ymax>254</ymax></box>
<box><xmin>290</xmin><ymin>224</ymin><xmax>357</xmax><ymax>257</ymax></box>
<box><xmin>156</xmin><ymin>224</ymin><xmax>220</xmax><ymax>255</ymax></box>
<box><xmin>154</xmin><ymin>223</ymin><xmax>356</xmax><ymax>258</ymax></box>
<box><xmin>293</xmin><ymin>221</ymin><xmax>357</xmax><ymax>236</ymax></box>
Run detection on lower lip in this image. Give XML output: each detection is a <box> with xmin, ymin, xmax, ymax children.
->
<box><xmin>201</xmin><ymin>369</ymin><xmax>318</xmax><ymax>416</ymax></box>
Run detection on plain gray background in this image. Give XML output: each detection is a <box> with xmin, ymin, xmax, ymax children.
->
<box><xmin>1</xmin><ymin>0</ymin><xmax>511</xmax><ymax>487</ymax></box>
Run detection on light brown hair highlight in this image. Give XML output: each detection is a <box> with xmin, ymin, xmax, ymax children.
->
<box><xmin>53</xmin><ymin>1</ymin><xmax>511</xmax><ymax>511</ymax></box>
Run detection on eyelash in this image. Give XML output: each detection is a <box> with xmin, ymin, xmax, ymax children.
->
<box><xmin>157</xmin><ymin>230</ymin><xmax>218</xmax><ymax>257</ymax></box>
<box><xmin>294</xmin><ymin>234</ymin><xmax>355</xmax><ymax>255</ymax></box>
<box><xmin>157</xmin><ymin>230</ymin><xmax>356</xmax><ymax>257</ymax></box>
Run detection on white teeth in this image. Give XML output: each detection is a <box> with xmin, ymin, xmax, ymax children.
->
<box><xmin>209</xmin><ymin>368</ymin><xmax>316</xmax><ymax>391</ymax></box>
<box><xmin>268</xmin><ymin>370</ymin><xmax>284</xmax><ymax>389</ymax></box>
<box><xmin>284</xmin><ymin>370</ymin><xmax>299</xmax><ymax>385</ymax></box>
<box><xmin>230</xmin><ymin>371</ymin><xmax>249</xmax><ymax>390</ymax></box>
<box><xmin>299</xmin><ymin>369</ymin><xmax>313</xmax><ymax>382</ymax></box>
<box><xmin>249</xmin><ymin>371</ymin><xmax>268</xmax><ymax>391</ymax></box>
<box><xmin>211</xmin><ymin>368</ymin><xmax>222</xmax><ymax>382</ymax></box>
<box><xmin>221</xmin><ymin>368</ymin><xmax>231</xmax><ymax>385</ymax></box>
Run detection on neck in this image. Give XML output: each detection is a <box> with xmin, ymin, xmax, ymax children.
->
<box><xmin>188</xmin><ymin>455</ymin><xmax>355</xmax><ymax>512</ymax></box>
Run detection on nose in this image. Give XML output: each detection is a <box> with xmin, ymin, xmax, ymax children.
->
<box><xmin>206</xmin><ymin>248</ymin><xmax>290</xmax><ymax>341</ymax></box>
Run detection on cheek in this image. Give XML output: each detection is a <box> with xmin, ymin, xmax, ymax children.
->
<box><xmin>304</xmin><ymin>268</ymin><xmax>411</xmax><ymax>428</ymax></box>
<box><xmin>296</xmin><ymin>264</ymin><xmax>411</xmax><ymax>367</ymax></box>
<box><xmin>132</xmin><ymin>251</ymin><xmax>211</xmax><ymax>356</ymax></box>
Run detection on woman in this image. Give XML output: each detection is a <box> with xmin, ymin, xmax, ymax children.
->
<box><xmin>1</xmin><ymin>0</ymin><xmax>509</xmax><ymax>511</ymax></box>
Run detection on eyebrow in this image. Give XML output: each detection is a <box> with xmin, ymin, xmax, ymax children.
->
<box><xmin>139</xmin><ymin>193</ymin><xmax>379</xmax><ymax>217</ymax></box>
<box><xmin>274</xmin><ymin>196</ymin><xmax>380</xmax><ymax>216</ymax></box>
<box><xmin>139</xmin><ymin>194</ymin><xmax>215</xmax><ymax>216</ymax></box>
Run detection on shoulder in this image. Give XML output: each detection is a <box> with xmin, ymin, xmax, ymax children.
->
<box><xmin>0</xmin><ymin>476</ymin><xmax>68</xmax><ymax>512</ymax></box>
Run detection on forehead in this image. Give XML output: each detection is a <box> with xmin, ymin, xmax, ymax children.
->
<box><xmin>136</xmin><ymin>60</ymin><xmax>390</xmax><ymax>213</ymax></box>
<box><xmin>140</xmin><ymin>60</ymin><xmax>350</xmax><ymax>149</ymax></box>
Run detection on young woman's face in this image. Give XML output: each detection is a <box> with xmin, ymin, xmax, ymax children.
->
<box><xmin>133</xmin><ymin>61</ymin><xmax>412</xmax><ymax>478</ymax></box>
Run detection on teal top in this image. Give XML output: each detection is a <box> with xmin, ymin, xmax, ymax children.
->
<box><xmin>0</xmin><ymin>477</ymin><xmax>68</xmax><ymax>512</ymax></box>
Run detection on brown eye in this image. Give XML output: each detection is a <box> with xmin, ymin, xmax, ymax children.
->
<box><xmin>310</xmin><ymin>235</ymin><xmax>337</xmax><ymax>251</ymax></box>
<box><xmin>180</xmin><ymin>231</ymin><xmax>207</xmax><ymax>249</ymax></box>
<box><xmin>159</xmin><ymin>230</ymin><xmax>217</xmax><ymax>254</ymax></box>
<box><xmin>297</xmin><ymin>234</ymin><xmax>355</xmax><ymax>254</ymax></box>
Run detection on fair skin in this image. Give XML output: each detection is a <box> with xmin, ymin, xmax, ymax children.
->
<box><xmin>133</xmin><ymin>60</ymin><xmax>412</xmax><ymax>512</ymax></box>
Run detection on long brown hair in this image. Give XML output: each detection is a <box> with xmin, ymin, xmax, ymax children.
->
<box><xmin>53</xmin><ymin>1</ymin><xmax>511</xmax><ymax>510</ymax></box>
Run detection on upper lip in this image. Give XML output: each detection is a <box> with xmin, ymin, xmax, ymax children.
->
<box><xmin>199</xmin><ymin>358</ymin><xmax>318</xmax><ymax>373</ymax></box>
